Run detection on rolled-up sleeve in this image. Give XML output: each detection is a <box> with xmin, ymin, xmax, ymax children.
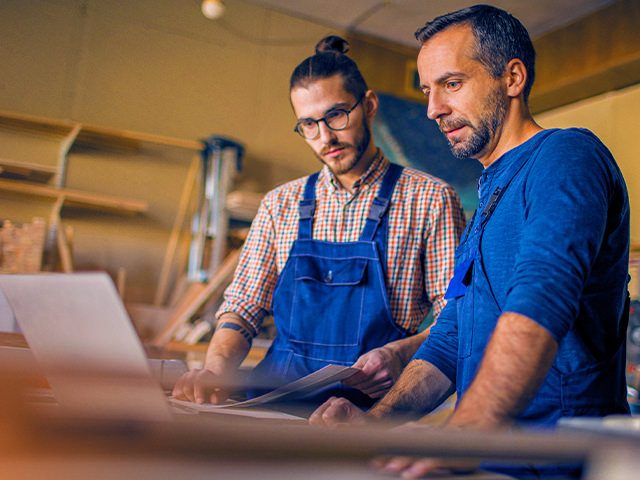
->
<box><xmin>503</xmin><ymin>131</ymin><xmax>615</xmax><ymax>342</ymax></box>
<box><xmin>412</xmin><ymin>297</ymin><xmax>459</xmax><ymax>383</ymax></box>
<box><xmin>216</xmin><ymin>196</ymin><xmax>278</xmax><ymax>335</ymax></box>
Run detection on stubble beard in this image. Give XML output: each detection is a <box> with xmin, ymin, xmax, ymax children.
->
<box><xmin>316</xmin><ymin>121</ymin><xmax>371</xmax><ymax>176</ymax></box>
<box><xmin>442</xmin><ymin>85</ymin><xmax>508</xmax><ymax>160</ymax></box>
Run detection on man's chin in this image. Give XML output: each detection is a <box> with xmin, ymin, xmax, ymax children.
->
<box><xmin>324</xmin><ymin>157</ymin><xmax>355</xmax><ymax>175</ymax></box>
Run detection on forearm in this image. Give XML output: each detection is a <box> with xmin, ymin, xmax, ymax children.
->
<box><xmin>449</xmin><ymin>312</ymin><xmax>557</xmax><ymax>429</ymax></box>
<box><xmin>367</xmin><ymin>359</ymin><xmax>454</xmax><ymax>421</ymax></box>
<box><xmin>204</xmin><ymin>313</ymin><xmax>253</xmax><ymax>374</ymax></box>
<box><xmin>384</xmin><ymin>328</ymin><xmax>430</xmax><ymax>367</ymax></box>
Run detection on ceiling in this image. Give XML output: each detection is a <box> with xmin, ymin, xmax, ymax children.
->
<box><xmin>243</xmin><ymin>0</ymin><xmax>615</xmax><ymax>47</ymax></box>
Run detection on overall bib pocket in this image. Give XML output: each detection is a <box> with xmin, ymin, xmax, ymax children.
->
<box><xmin>288</xmin><ymin>255</ymin><xmax>367</xmax><ymax>346</ymax></box>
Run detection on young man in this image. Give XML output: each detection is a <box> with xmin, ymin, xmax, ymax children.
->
<box><xmin>310</xmin><ymin>6</ymin><xmax>630</xmax><ymax>478</ymax></box>
<box><xmin>172</xmin><ymin>35</ymin><xmax>464</xmax><ymax>408</ymax></box>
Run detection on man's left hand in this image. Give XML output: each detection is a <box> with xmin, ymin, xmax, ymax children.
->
<box><xmin>343</xmin><ymin>346</ymin><xmax>403</xmax><ymax>398</ymax></box>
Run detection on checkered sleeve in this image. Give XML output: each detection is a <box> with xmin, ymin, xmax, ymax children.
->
<box><xmin>424</xmin><ymin>184</ymin><xmax>466</xmax><ymax>319</ymax></box>
<box><xmin>216</xmin><ymin>196</ymin><xmax>279</xmax><ymax>336</ymax></box>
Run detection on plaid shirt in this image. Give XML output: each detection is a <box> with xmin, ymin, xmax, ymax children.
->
<box><xmin>218</xmin><ymin>151</ymin><xmax>465</xmax><ymax>335</ymax></box>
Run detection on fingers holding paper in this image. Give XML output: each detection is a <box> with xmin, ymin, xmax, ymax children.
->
<box><xmin>171</xmin><ymin>368</ymin><xmax>230</xmax><ymax>405</ymax></box>
<box><xmin>343</xmin><ymin>346</ymin><xmax>403</xmax><ymax>398</ymax></box>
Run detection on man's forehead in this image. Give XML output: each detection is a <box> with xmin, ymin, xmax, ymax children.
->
<box><xmin>290</xmin><ymin>77</ymin><xmax>354</xmax><ymax>116</ymax></box>
<box><xmin>417</xmin><ymin>25</ymin><xmax>478</xmax><ymax>81</ymax></box>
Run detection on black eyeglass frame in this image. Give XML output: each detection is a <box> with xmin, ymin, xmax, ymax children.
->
<box><xmin>293</xmin><ymin>95</ymin><xmax>365</xmax><ymax>139</ymax></box>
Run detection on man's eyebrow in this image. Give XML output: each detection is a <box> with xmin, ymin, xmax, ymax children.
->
<box><xmin>324</xmin><ymin>101</ymin><xmax>351</xmax><ymax>113</ymax></box>
<box><xmin>297</xmin><ymin>102</ymin><xmax>352</xmax><ymax>121</ymax></box>
<box><xmin>420</xmin><ymin>71</ymin><xmax>469</xmax><ymax>90</ymax></box>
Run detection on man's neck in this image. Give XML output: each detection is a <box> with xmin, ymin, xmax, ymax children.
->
<box><xmin>336</xmin><ymin>144</ymin><xmax>379</xmax><ymax>193</ymax></box>
<box><xmin>477</xmin><ymin>106</ymin><xmax>542</xmax><ymax>169</ymax></box>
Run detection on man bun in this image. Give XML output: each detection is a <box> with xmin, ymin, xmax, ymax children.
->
<box><xmin>315</xmin><ymin>35</ymin><xmax>350</xmax><ymax>55</ymax></box>
<box><xmin>291</xmin><ymin>35</ymin><xmax>366</xmax><ymax>97</ymax></box>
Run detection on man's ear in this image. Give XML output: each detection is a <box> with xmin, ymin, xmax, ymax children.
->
<box><xmin>504</xmin><ymin>58</ymin><xmax>528</xmax><ymax>99</ymax></box>
<box><xmin>364</xmin><ymin>89</ymin><xmax>379</xmax><ymax>120</ymax></box>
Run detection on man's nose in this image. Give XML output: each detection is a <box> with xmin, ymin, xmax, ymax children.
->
<box><xmin>426</xmin><ymin>89</ymin><xmax>450</xmax><ymax>121</ymax></box>
<box><xmin>317</xmin><ymin>120</ymin><xmax>337</xmax><ymax>143</ymax></box>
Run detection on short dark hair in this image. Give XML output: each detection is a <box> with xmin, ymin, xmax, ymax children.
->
<box><xmin>290</xmin><ymin>35</ymin><xmax>368</xmax><ymax>99</ymax></box>
<box><xmin>415</xmin><ymin>4</ymin><xmax>536</xmax><ymax>102</ymax></box>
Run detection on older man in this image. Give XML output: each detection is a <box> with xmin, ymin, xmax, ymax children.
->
<box><xmin>310</xmin><ymin>5</ymin><xmax>630</xmax><ymax>478</ymax></box>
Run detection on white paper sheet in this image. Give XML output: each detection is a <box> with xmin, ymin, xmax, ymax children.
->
<box><xmin>170</xmin><ymin>364</ymin><xmax>360</xmax><ymax>411</ymax></box>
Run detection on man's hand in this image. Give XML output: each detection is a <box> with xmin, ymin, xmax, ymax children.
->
<box><xmin>372</xmin><ymin>455</ymin><xmax>478</xmax><ymax>478</ymax></box>
<box><xmin>343</xmin><ymin>346</ymin><xmax>404</xmax><ymax>398</ymax></box>
<box><xmin>172</xmin><ymin>314</ymin><xmax>252</xmax><ymax>405</ymax></box>
<box><xmin>308</xmin><ymin>396</ymin><xmax>367</xmax><ymax>427</ymax></box>
<box><xmin>171</xmin><ymin>368</ymin><xmax>230</xmax><ymax>404</ymax></box>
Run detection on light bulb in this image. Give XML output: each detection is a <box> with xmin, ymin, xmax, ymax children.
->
<box><xmin>201</xmin><ymin>0</ymin><xmax>225</xmax><ymax>20</ymax></box>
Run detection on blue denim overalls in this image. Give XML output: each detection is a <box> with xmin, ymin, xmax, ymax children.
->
<box><xmin>250</xmin><ymin>163</ymin><xmax>409</xmax><ymax>406</ymax></box>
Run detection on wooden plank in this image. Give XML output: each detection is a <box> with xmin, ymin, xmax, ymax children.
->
<box><xmin>77</xmin><ymin>124</ymin><xmax>202</xmax><ymax>151</ymax></box>
<box><xmin>2</xmin><ymin>163</ymin><xmax>55</xmax><ymax>176</ymax></box>
<box><xmin>55</xmin><ymin>215</ymin><xmax>74</xmax><ymax>273</ymax></box>
<box><xmin>0</xmin><ymin>110</ymin><xmax>202</xmax><ymax>151</ymax></box>
<box><xmin>0</xmin><ymin>178</ymin><xmax>148</xmax><ymax>214</ymax></box>
<box><xmin>0</xmin><ymin>109</ymin><xmax>76</xmax><ymax>137</ymax></box>
<box><xmin>154</xmin><ymin>157</ymin><xmax>199</xmax><ymax>306</ymax></box>
<box><xmin>152</xmin><ymin>282</ymin><xmax>206</xmax><ymax>347</ymax></box>
<box><xmin>55</xmin><ymin>123</ymin><xmax>81</xmax><ymax>188</ymax></box>
<box><xmin>151</xmin><ymin>249</ymin><xmax>241</xmax><ymax>347</ymax></box>
<box><xmin>0</xmin><ymin>157</ymin><xmax>57</xmax><ymax>180</ymax></box>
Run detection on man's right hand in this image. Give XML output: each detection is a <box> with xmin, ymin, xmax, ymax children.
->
<box><xmin>171</xmin><ymin>368</ymin><xmax>230</xmax><ymax>404</ymax></box>
<box><xmin>308</xmin><ymin>396</ymin><xmax>367</xmax><ymax>427</ymax></box>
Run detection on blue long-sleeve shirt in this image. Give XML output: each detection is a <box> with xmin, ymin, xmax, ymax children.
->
<box><xmin>415</xmin><ymin>128</ymin><xmax>630</xmax><ymax>426</ymax></box>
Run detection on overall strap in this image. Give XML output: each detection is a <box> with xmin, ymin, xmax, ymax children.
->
<box><xmin>478</xmin><ymin>133</ymin><xmax>559</xmax><ymax>232</ymax></box>
<box><xmin>297</xmin><ymin>172</ymin><xmax>320</xmax><ymax>240</ymax></box>
<box><xmin>471</xmin><ymin>153</ymin><xmax>532</xmax><ymax>240</ymax></box>
<box><xmin>360</xmin><ymin>163</ymin><xmax>404</xmax><ymax>242</ymax></box>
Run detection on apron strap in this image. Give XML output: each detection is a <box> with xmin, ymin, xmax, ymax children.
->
<box><xmin>359</xmin><ymin>163</ymin><xmax>404</xmax><ymax>242</ymax></box>
<box><xmin>297</xmin><ymin>172</ymin><xmax>320</xmax><ymax>240</ymax></box>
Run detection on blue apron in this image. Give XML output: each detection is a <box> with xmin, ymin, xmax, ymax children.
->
<box><xmin>250</xmin><ymin>164</ymin><xmax>409</xmax><ymax>406</ymax></box>
<box><xmin>445</xmin><ymin>130</ymin><xmax>628</xmax><ymax>478</ymax></box>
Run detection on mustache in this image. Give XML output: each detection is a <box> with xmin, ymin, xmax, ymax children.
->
<box><xmin>320</xmin><ymin>142</ymin><xmax>351</xmax><ymax>156</ymax></box>
<box><xmin>439</xmin><ymin>118</ymin><xmax>472</xmax><ymax>133</ymax></box>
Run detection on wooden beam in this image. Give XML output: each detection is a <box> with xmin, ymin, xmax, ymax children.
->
<box><xmin>0</xmin><ymin>109</ymin><xmax>203</xmax><ymax>151</ymax></box>
<box><xmin>151</xmin><ymin>249</ymin><xmax>241</xmax><ymax>347</ymax></box>
<box><xmin>154</xmin><ymin>157</ymin><xmax>199</xmax><ymax>306</ymax></box>
<box><xmin>55</xmin><ymin>214</ymin><xmax>74</xmax><ymax>273</ymax></box>
<box><xmin>0</xmin><ymin>158</ymin><xmax>57</xmax><ymax>183</ymax></box>
<box><xmin>0</xmin><ymin>109</ymin><xmax>77</xmax><ymax>137</ymax></box>
<box><xmin>76</xmin><ymin>125</ymin><xmax>202</xmax><ymax>151</ymax></box>
<box><xmin>530</xmin><ymin>0</ymin><xmax>640</xmax><ymax>113</ymax></box>
<box><xmin>55</xmin><ymin>123</ymin><xmax>81</xmax><ymax>188</ymax></box>
<box><xmin>0</xmin><ymin>178</ymin><xmax>148</xmax><ymax>215</ymax></box>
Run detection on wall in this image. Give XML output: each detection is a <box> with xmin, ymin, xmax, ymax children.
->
<box><xmin>0</xmin><ymin>0</ymin><xmax>336</xmax><ymax>191</ymax></box>
<box><xmin>536</xmin><ymin>82</ymin><xmax>640</xmax><ymax>244</ymax></box>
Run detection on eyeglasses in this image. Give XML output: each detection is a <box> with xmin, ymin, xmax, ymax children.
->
<box><xmin>293</xmin><ymin>95</ymin><xmax>364</xmax><ymax>139</ymax></box>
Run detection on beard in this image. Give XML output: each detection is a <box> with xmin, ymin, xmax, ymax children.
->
<box><xmin>440</xmin><ymin>85</ymin><xmax>508</xmax><ymax>159</ymax></box>
<box><xmin>315</xmin><ymin>121</ymin><xmax>371</xmax><ymax>176</ymax></box>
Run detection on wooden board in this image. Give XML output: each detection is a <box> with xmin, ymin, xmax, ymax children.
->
<box><xmin>0</xmin><ymin>178</ymin><xmax>148</xmax><ymax>214</ymax></box>
<box><xmin>152</xmin><ymin>249</ymin><xmax>241</xmax><ymax>347</ymax></box>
